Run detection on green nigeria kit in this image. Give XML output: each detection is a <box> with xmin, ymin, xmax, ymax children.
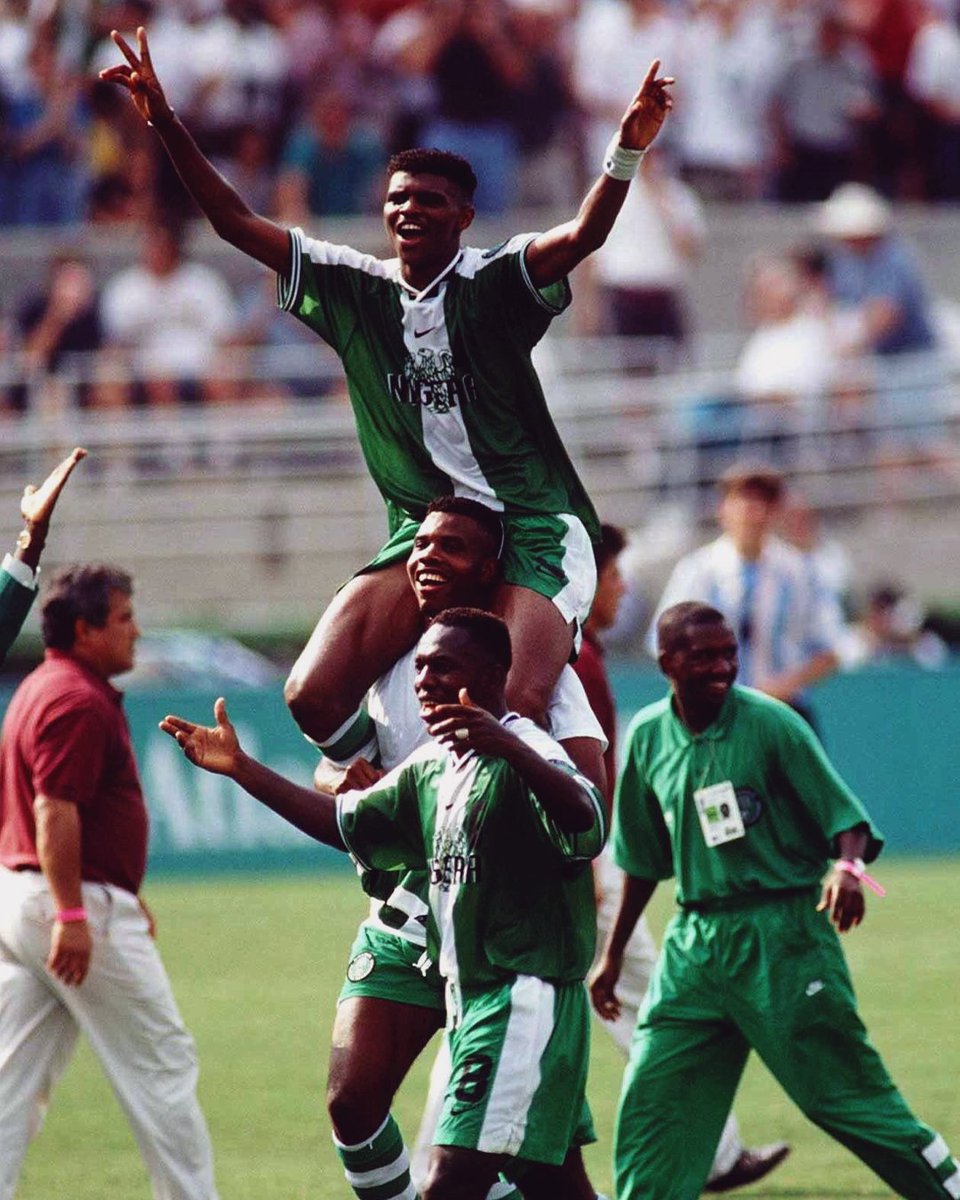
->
<box><xmin>611</xmin><ymin>685</ymin><xmax>956</xmax><ymax>1200</ymax></box>
<box><xmin>277</xmin><ymin>229</ymin><xmax>599</xmax><ymax>541</ymax></box>
<box><xmin>337</xmin><ymin>714</ymin><xmax>606</xmax><ymax>1165</ymax></box>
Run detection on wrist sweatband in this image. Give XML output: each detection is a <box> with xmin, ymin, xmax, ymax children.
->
<box><xmin>603</xmin><ymin>134</ymin><xmax>646</xmax><ymax>181</ymax></box>
<box><xmin>56</xmin><ymin>907</ymin><xmax>88</xmax><ymax>923</ymax></box>
<box><xmin>835</xmin><ymin>858</ymin><xmax>885</xmax><ymax>897</ymax></box>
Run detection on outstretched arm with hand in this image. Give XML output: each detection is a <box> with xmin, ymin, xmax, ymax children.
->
<box><xmin>526</xmin><ymin>59</ymin><xmax>675</xmax><ymax>288</ymax></box>
<box><xmin>16</xmin><ymin>446</ymin><xmax>86</xmax><ymax>573</ymax></box>
<box><xmin>99</xmin><ymin>28</ymin><xmax>288</xmax><ymax>273</ymax></box>
<box><xmin>161</xmin><ymin>698</ymin><xmax>346</xmax><ymax>849</ymax></box>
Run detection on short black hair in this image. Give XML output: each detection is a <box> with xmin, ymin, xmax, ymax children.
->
<box><xmin>41</xmin><ymin>564</ymin><xmax>133</xmax><ymax>651</ymax></box>
<box><xmin>425</xmin><ymin>496</ymin><xmax>504</xmax><ymax>558</ymax></box>
<box><xmin>386</xmin><ymin>148</ymin><xmax>477</xmax><ymax>202</ymax></box>
<box><xmin>428</xmin><ymin>606</ymin><xmax>512</xmax><ymax>672</ymax></box>
<box><xmin>595</xmin><ymin>523</ymin><xmax>626</xmax><ymax>575</ymax></box>
<box><xmin>718</xmin><ymin>462</ymin><xmax>784</xmax><ymax>505</ymax></box>
<box><xmin>656</xmin><ymin>601</ymin><xmax>728</xmax><ymax>655</ymax></box>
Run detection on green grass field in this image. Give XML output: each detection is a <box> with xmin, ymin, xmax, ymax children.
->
<box><xmin>16</xmin><ymin>859</ymin><xmax>958</xmax><ymax>1200</ymax></box>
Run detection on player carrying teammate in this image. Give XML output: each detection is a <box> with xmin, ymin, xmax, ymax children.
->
<box><xmin>101</xmin><ymin>30</ymin><xmax>674</xmax><ymax>765</ymax></box>
<box><xmin>161</xmin><ymin>609</ymin><xmax>606</xmax><ymax>1200</ymax></box>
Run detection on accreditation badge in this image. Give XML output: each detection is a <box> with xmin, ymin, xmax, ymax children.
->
<box><xmin>693</xmin><ymin>781</ymin><xmax>745</xmax><ymax>847</ymax></box>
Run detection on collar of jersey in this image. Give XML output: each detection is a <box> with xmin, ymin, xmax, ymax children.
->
<box><xmin>395</xmin><ymin>250</ymin><xmax>463</xmax><ymax>302</ymax></box>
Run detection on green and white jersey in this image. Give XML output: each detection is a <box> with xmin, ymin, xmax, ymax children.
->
<box><xmin>613</xmin><ymin>685</ymin><xmax>884</xmax><ymax>907</ymax></box>
<box><xmin>277</xmin><ymin>229</ymin><xmax>599</xmax><ymax>539</ymax></box>
<box><xmin>359</xmin><ymin>654</ymin><xmax>607</xmax><ymax>949</ymax></box>
<box><xmin>337</xmin><ymin>715</ymin><xmax>606</xmax><ymax>990</ymax></box>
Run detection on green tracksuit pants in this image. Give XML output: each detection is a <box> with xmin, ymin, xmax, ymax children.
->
<box><xmin>614</xmin><ymin>890</ymin><xmax>956</xmax><ymax>1200</ymax></box>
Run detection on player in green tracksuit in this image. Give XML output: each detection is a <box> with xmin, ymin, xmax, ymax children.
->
<box><xmin>591</xmin><ymin>601</ymin><xmax>958</xmax><ymax>1200</ymax></box>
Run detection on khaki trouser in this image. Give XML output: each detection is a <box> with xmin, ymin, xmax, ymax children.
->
<box><xmin>0</xmin><ymin>867</ymin><xmax>218</xmax><ymax>1200</ymax></box>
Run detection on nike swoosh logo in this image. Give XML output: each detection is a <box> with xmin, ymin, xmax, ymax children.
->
<box><xmin>414</xmin><ymin>326</ymin><xmax>438</xmax><ymax>338</ymax></box>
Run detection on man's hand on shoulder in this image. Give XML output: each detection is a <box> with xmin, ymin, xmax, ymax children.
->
<box><xmin>423</xmin><ymin>688</ymin><xmax>513</xmax><ymax>759</ymax></box>
<box><xmin>160</xmin><ymin>697</ymin><xmax>242</xmax><ymax>777</ymax></box>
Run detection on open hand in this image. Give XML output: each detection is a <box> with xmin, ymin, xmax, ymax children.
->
<box><xmin>21</xmin><ymin>447</ymin><xmax>86</xmax><ymax>530</ymax></box>
<box><xmin>618</xmin><ymin>60</ymin><xmax>675</xmax><ymax>151</ymax></box>
<box><xmin>160</xmin><ymin>697</ymin><xmax>241</xmax><ymax>776</ymax></box>
<box><xmin>98</xmin><ymin>27</ymin><xmax>173</xmax><ymax>127</ymax></box>
<box><xmin>817</xmin><ymin>866</ymin><xmax>865</xmax><ymax>932</ymax></box>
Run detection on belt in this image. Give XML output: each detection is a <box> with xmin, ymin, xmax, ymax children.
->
<box><xmin>9</xmin><ymin>863</ymin><xmax>42</xmax><ymax>873</ymax></box>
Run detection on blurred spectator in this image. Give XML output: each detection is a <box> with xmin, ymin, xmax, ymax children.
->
<box><xmin>771</xmin><ymin>10</ymin><xmax>880</xmax><ymax>202</ymax></box>
<box><xmin>587</xmin><ymin>147</ymin><xmax>705</xmax><ymax>364</ymax></box>
<box><xmin>840</xmin><ymin>0</ymin><xmax>922</xmax><ymax>196</ymax></box>
<box><xmin>219</xmin><ymin>123</ymin><xmax>277</xmax><ymax>216</ymax></box>
<box><xmin>13</xmin><ymin>254</ymin><xmax>103</xmax><ymax>413</ymax></box>
<box><xmin>100</xmin><ymin>220</ymin><xmax>238</xmax><ymax>407</ymax></box>
<box><xmin>816</xmin><ymin>182</ymin><xmax>938</xmax><ymax>357</ymax></box>
<box><xmin>0</xmin><ymin>31</ymin><xmax>88</xmax><ymax>226</ymax></box>
<box><xmin>778</xmin><ymin>490</ymin><xmax>854</xmax><ymax>603</ymax></box>
<box><xmin>188</xmin><ymin>0</ymin><xmax>289</xmax><ymax>158</ymax></box>
<box><xmin>840</xmin><ymin>581</ymin><xmax>949</xmax><ymax>667</ymax></box>
<box><xmin>903</xmin><ymin>0</ymin><xmax>960</xmax><ymax>200</ymax></box>
<box><xmin>648</xmin><ymin>463</ymin><xmax>845</xmax><ymax>730</ymax></box>
<box><xmin>573</xmin><ymin>0</ymin><xmax>683</xmax><ymax>167</ymax></box>
<box><xmin>371</xmin><ymin>0</ymin><xmax>442</xmax><ymax>151</ymax></box>
<box><xmin>275</xmin><ymin>89</ymin><xmax>383</xmax><ymax>220</ymax></box>
<box><xmin>416</xmin><ymin>0</ymin><xmax>528</xmax><ymax>214</ymax></box>
<box><xmin>508</xmin><ymin>0</ymin><xmax>580</xmax><ymax>210</ymax></box>
<box><xmin>672</xmin><ymin>0</ymin><xmax>782</xmax><ymax>200</ymax></box>
<box><xmin>734</xmin><ymin>253</ymin><xmax>840</xmax><ymax>454</ymax></box>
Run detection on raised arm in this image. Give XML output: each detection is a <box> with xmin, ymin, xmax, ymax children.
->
<box><xmin>99</xmin><ymin>28</ymin><xmax>289</xmax><ymax>274</ymax></box>
<box><xmin>16</xmin><ymin>447</ymin><xmax>86</xmax><ymax>574</ymax></box>
<box><xmin>161</xmin><ymin>698</ymin><xmax>346</xmax><ymax>849</ymax></box>
<box><xmin>424</xmin><ymin>691</ymin><xmax>602</xmax><ymax>834</ymax></box>
<box><xmin>525</xmin><ymin>60</ymin><xmax>674</xmax><ymax>289</ymax></box>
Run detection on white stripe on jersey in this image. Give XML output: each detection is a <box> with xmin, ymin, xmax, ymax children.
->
<box><xmin>398</xmin><ymin>286</ymin><xmax>502</xmax><ymax>508</ymax></box>
<box><xmin>925</xmin><ymin>1136</ymin><xmax>952</xmax><ymax>1168</ymax></box>
<box><xmin>477</xmin><ymin>975</ymin><xmax>556</xmax><ymax>1156</ymax></box>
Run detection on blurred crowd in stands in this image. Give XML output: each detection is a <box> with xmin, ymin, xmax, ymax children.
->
<box><xmin>1</xmin><ymin>0</ymin><xmax>960</xmax><ymax>491</ymax></box>
<box><xmin>2</xmin><ymin>0</ymin><xmax>960</xmax><ymax>231</ymax></box>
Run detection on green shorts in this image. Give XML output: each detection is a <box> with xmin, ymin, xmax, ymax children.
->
<box><xmin>362</xmin><ymin>508</ymin><xmax>597</xmax><ymax>627</ymax></box>
<box><xmin>435</xmin><ymin>975</ymin><xmax>593</xmax><ymax>1166</ymax></box>
<box><xmin>337</xmin><ymin>923</ymin><xmax>444</xmax><ymax>1012</ymax></box>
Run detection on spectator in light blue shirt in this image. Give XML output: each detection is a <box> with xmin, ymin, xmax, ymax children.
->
<box><xmin>648</xmin><ymin>464</ymin><xmax>844</xmax><ymax>733</ymax></box>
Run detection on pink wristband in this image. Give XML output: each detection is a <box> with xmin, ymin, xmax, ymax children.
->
<box><xmin>835</xmin><ymin>859</ymin><xmax>886</xmax><ymax>897</ymax></box>
<box><xmin>55</xmin><ymin>907</ymin><xmax>88</xmax><ymax>923</ymax></box>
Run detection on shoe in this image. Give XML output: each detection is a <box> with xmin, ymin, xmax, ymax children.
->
<box><xmin>704</xmin><ymin>1142</ymin><xmax>791</xmax><ymax>1192</ymax></box>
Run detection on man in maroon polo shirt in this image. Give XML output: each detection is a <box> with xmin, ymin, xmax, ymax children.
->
<box><xmin>0</xmin><ymin>564</ymin><xmax>218</xmax><ymax>1200</ymax></box>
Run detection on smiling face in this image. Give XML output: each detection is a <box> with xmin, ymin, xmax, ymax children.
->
<box><xmin>406</xmin><ymin>510</ymin><xmax>499</xmax><ymax>619</ymax></box>
<box><xmin>414</xmin><ymin>621</ymin><xmax>504</xmax><ymax>719</ymax></box>
<box><xmin>660</xmin><ymin>618</ymin><xmax>739</xmax><ymax>724</ymax></box>
<box><xmin>383</xmin><ymin>171</ymin><xmax>474</xmax><ymax>288</ymax></box>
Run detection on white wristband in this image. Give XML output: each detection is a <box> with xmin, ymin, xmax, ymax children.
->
<box><xmin>603</xmin><ymin>134</ymin><xmax>646</xmax><ymax>181</ymax></box>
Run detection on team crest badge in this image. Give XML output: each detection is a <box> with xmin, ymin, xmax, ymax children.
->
<box><xmin>347</xmin><ymin>951</ymin><xmax>376</xmax><ymax>982</ymax></box>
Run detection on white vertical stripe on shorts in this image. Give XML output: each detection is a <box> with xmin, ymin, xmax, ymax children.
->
<box><xmin>552</xmin><ymin>514</ymin><xmax>597</xmax><ymax>628</ymax></box>
<box><xmin>477</xmin><ymin>975</ymin><xmax>556</xmax><ymax>1157</ymax></box>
